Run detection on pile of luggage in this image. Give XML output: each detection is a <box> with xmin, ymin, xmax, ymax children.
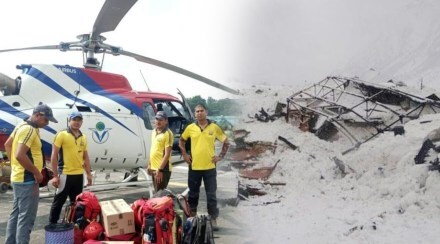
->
<box><xmin>62</xmin><ymin>189</ymin><xmax>215</xmax><ymax>244</ymax></box>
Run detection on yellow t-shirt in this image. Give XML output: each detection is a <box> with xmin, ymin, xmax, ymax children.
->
<box><xmin>53</xmin><ymin>128</ymin><xmax>88</xmax><ymax>175</ymax></box>
<box><xmin>10</xmin><ymin>122</ymin><xmax>43</xmax><ymax>183</ymax></box>
<box><xmin>150</xmin><ymin>128</ymin><xmax>173</xmax><ymax>171</ymax></box>
<box><xmin>181</xmin><ymin>121</ymin><xmax>227</xmax><ymax>170</ymax></box>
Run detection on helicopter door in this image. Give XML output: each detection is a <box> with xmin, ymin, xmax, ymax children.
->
<box><xmin>177</xmin><ymin>88</ymin><xmax>194</xmax><ymax>121</ymax></box>
<box><xmin>83</xmin><ymin>112</ymin><xmax>146</xmax><ymax>169</ymax></box>
<box><xmin>139</xmin><ymin>102</ymin><xmax>156</xmax><ymax>130</ymax></box>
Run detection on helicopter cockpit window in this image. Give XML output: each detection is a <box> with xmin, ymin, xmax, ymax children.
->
<box><xmin>0</xmin><ymin>74</ymin><xmax>21</xmax><ymax>96</ymax></box>
<box><xmin>153</xmin><ymin>100</ymin><xmax>190</xmax><ymax>120</ymax></box>
<box><xmin>141</xmin><ymin>102</ymin><xmax>155</xmax><ymax>130</ymax></box>
<box><xmin>13</xmin><ymin>77</ymin><xmax>21</xmax><ymax>95</ymax></box>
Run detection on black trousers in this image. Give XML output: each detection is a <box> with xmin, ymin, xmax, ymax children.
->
<box><xmin>49</xmin><ymin>174</ymin><xmax>84</xmax><ymax>224</ymax></box>
<box><xmin>187</xmin><ymin>168</ymin><xmax>218</xmax><ymax>218</ymax></box>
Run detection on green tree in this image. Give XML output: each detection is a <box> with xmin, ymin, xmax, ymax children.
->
<box><xmin>186</xmin><ymin>95</ymin><xmax>206</xmax><ymax>112</ymax></box>
<box><xmin>207</xmin><ymin>97</ymin><xmax>220</xmax><ymax>115</ymax></box>
<box><xmin>186</xmin><ymin>95</ymin><xmax>240</xmax><ymax>116</ymax></box>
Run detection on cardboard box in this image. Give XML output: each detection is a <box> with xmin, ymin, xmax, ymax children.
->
<box><xmin>100</xmin><ymin>199</ymin><xmax>135</xmax><ymax>237</ymax></box>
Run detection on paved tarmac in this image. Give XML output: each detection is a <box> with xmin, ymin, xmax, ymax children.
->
<box><xmin>0</xmin><ymin>162</ymin><xmax>244</xmax><ymax>244</ymax></box>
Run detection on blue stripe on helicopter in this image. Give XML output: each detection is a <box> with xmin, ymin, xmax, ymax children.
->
<box><xmin>25</xmin><ymin>67</ymin><xmax>137</xmax><ymax>135</ymax></box>
<box><xmin>0</xmin><ymin>117</ymin><xmax>54</xmax><ymax>154</ymax></box>
<box><xmin>54</xmin><ymin>65</ymin><xmax>143</xmax><ymax>117</ymax></box>
<box><xmin>0</xmin><ymin>100</ymin><xmax>57</xmax><ymax>134</ymax></box>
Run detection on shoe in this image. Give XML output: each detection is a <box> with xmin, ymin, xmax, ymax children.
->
<box><xmin>211</xmin><ymin>218</ymin><xmax>219</xmax><ymax>231</ymax></box>
<box><xmin>190</xmin><ymin>211</ymin><xmax>197</xmax><ymax>217</ymax></box>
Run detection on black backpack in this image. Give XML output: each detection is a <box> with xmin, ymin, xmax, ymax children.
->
<box><xmin>183</xmin><ymin>215</ymin><xmax>215</xmax><ymax>244</ymax></box>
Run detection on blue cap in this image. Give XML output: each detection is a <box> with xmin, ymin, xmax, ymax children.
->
<box><xmin>33</xmin><ymin>104</ymin><xmax>58</xmax><ymax>123</ymax></box>
<box><xmin>69</xmin><ymin>111</ymin><xmax>83</xmax><ymax>120</ymax></box>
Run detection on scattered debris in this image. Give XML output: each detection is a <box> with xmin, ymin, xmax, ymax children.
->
<box><xmin>254</xmin><ymin>106</ymin><xmax>287</xmax><ymax>123</ymax></box>
<box><xmin>262</xmin><ymin>181</ymin><xmax>286</xmax><ymax>186</ymax></box>
<box><xmin>344</xmin><ymin>226</ymin><xmax>359</xmax><ymax>236</ymax></box>
<box><xmin>229</xmin><ymin>161</ymin><xmax>259</xmax><ymax>169</ymax></box>
<box><xmin>251</xmin><ymin>199</ymin><xmax>281</xmax><ymax>206</ymax></box>
<box><xmin>230</xmin><ymin>140</ymin><xmax>276</xmax><ymax>161</ymax></box>
<box><xmin>343</xmin><ymin>212</ymin><xmax>385</xmax><ymax>236</ymax></box>
<box><xmin>332</xmin><ymin>156</ymin><xmax>347</xmax><ymax>176</ymax></box>
<box><xmin>272</xmin><ymin>139</ymin><xmax>278</xmax><ymax>154</ymax></box>
<box><xmin>278</xmin><ymin>136</ymin><xmax>298</xmax><ymax>150</ymax></box>
<box><xmin>274</xmin><ymin>102</ymin><xmax>287</xmax><ymax>117</ymax></box>
<box><xmin>392</xmin><ymin>125</ymin><xmax>405</xmax><ymax>135</ymax></box>
<box><xmin>428</xmin><ymin>162</ymin><xmax>440</xmax><ymax>172</ymax></box>
<box><xmin>230</xmin><ymin>149</ymin><xmax>261</xmax><ymax>161</ymax></box>
<box><xmin>239</xmin><ymin>160</ymin><xmax>281</xmax><ymax>180</ymax></box>
<box><xmin>255</xmin><ymin>107</ymin><xmax>275</xmax><ymax>122</ymax></box>
<box><xmin>238</xmin><ymin>184</ymin><xmax>267</xmax><ymax>198</ymax></box>
<box><xmin>233</xmin><ymin>129</ymin><xmax>251</xmax><ymax>139</ymax></box>
<box><xmin>414</xmin><ymin>139</ymin><xmax>438</xmax><ymax>164</ymax></box>
<box><xmin>332</xmin><ymin>156</ymin><xmax>356</xmax><ymax>175</ymax></box>
<box><xmin>232</xmin><ymin>129</ymin><xmax>251</xmax><ymax>149</ymax></box>
<box><xmin>420</xmin><ymin>120</ymin><xmax>432</xmax><ymax>124</ymax></box>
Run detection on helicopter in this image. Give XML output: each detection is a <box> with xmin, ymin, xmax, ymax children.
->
<box><xmin>0</xmin><ymin>0</ymin><xmax>239</xmax><ymax>186</ymax></box>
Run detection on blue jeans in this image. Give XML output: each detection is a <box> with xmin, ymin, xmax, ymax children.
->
<box><xmin>188</xmin><ymin>168</ymin><xmax>219</xmax><ymax>218</ymax></box>
<box><xmin>5</xmin><ymin>182</ymin><xmax>40</xmax><ymax>244</ymax></box>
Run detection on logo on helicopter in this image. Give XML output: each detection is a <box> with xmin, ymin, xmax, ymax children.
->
<box><xmin>90</xmin><ymin>122</ymin><xmax>112</xmax><ymax>144</ymax></box>
<box><xmin>57</xmin><ymin>67</ymin><xmax>77</xmax><ymax>74</ymax></box>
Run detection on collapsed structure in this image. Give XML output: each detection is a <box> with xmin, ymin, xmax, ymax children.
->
<box><xmin>285</xmin><ymin>76</ymin><xmax>440</xmax><ymax>153</ymax></box>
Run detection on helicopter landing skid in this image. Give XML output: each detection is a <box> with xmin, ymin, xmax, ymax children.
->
<box><xmin>39</xmin><ymin>168</ymin><xmax>154</xmax><ymax>199</ymax></box>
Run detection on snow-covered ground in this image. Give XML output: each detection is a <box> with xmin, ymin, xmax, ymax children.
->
<box><xmin>230</xmin><ymin>2</ymin><xmax>440</xmax><ymax>242</ymax></box>
<box><xmin>230</xmin><ymin>85</ymin><xmax>440</xmax><ymax>244</ymax></box>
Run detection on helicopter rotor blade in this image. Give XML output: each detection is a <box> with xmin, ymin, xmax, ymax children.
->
<box><xmin>119</xmin><ymin>50</ymin><xmax>240</xmax><ymax>95</ymax></box>
<box><xmin>91</xmin><ymin>0</ymin><xmax>138</xmax><ymax>40</ymax></box>
<box><xmin>0</xmin><ymin>45</ymin><xmax>60</xmax><ymax>53</ymax></box>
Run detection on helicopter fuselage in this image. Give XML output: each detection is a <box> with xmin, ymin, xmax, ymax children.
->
<box><xmin>0</xmin><ymin>64</ymin><xmax>193</xmax><ymax>170</ymax></box>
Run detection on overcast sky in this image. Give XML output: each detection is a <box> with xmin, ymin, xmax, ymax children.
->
<box><xmin>240</xmin><ymin>0</ymin><xmax>440</xmax><ymax>90</ymax></box>
<box><xmin>238</xmin><ymin>0</ymin><xmax>391</xmax><ymax>86</ymax></box>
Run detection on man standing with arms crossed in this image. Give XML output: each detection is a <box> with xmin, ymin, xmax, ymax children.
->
<box><xmin>48</xmin><ymin>111</ymin><xmax>92</xmax><ymax>224</ymax></box>
<box><xmin>147</xmin><ymin>111</ymin><xmax>173</xmax><ymax>192</ymax></box>
<box><xmin>5</xmin><ymin>104</ymin><xmax>58</xmax><ymax>244</ymax></box>
<box><xmin>179</xmin><ymin>104</ymin><xmax>229</xmax><ymax>230</ymax></box>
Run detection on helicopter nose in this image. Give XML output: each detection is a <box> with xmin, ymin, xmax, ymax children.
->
<box><xmin>0</xmin><ymin>122</ymin><xmax>15</xmax><ymax>150</ymax></box>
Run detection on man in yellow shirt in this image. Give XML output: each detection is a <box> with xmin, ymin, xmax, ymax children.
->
<box><xmin>48</xmin><ymin>111</ymin><xmax>92</xmax><ymax>224</ymax></box>
<box><xmin>148</xmin><ymin>111</ymin><xmax>173</xmax><ymax>192</ymax></box>
<box><xmin>5</xmin><ymin>104</ymin><xmax>58</xmax><ymax>244</ymax></box>
<box><xmin>179</xmin><ymin>104</ymin><xmax>229</xmax><ymax>230</ymax></box>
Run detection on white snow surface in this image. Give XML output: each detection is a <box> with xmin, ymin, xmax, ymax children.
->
<box><xmin>229</xmin><ymin>85</ymin><xmax>440</xmax><ymax>244</ymax></box>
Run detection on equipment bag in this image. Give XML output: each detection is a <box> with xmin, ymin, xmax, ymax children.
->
<box><xmin>153</xmin><ymin>189</ymin><xmax>191</xmax><ymax>221</ymax></box>
<box><xmin>106</xmin><ymin>232</ymin><xmax>142</xmax><ymax>243</ymax></box>
<box><xmin>153</xmin><ymin>189</ymin><xmax>190</xmax><ymax>244</ymax></box>
<box><xmin>136</xmin><ymin>196</ymin><xmax>175</xmax><ymax>244</ymax></box>
<box><xmin>132</xmin><ymin>197</ymin><xmax>150</xmax><ymax>231</ymax></box>
<box><xmin>68</xmin><ymin>191</ymin><xmax>101</xmax><ymax>230</ymax></box>
<box><xmin>182</xmin><ymin>215</ymin><xmax>215</xmax><ymax>244</ymax></box>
